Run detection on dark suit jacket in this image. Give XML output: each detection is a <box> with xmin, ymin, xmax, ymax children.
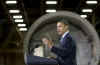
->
<box><xmin>51</xmin><ymin>33</ymin><xmax>76</xmax><ymax>65</ymax></box>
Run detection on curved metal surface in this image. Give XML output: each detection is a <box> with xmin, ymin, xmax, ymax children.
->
<box><xmin>24</xmin><ymin>11</ymin><xmax>100</xmax><ymax>65</ymax></box>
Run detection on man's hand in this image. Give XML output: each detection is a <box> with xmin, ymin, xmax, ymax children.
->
<box><xmin>42</xmin><ymin>38</ymin><xmax>53</xmax><ymax>48</ymax></box>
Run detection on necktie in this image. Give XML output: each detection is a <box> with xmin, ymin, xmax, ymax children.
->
<box><xmin>60</xmin><ymin>37</ymin><xmax>63</xmax><ymax>43</ymax></box>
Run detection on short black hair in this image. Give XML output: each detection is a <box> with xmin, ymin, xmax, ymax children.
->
<box><xmin>58</xmin><ymin>19</ymin><xmax>69</xmax><ymax>25</ymax></box>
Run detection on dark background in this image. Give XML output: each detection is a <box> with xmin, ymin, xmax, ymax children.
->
<box><xmin>0</xmin><ymin>0</ymin><xmax>100</xmax><ymax>65</ymax></box>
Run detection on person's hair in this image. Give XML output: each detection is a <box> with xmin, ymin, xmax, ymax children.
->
<box><xmin>58</xmin><ymin>19</ymin><xmax>69</xmax><ymax>25</ymax></box>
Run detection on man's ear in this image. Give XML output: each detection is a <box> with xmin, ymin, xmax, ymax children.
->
<box><xmin>65</xmin><ymin>25</ymin><xmax>68</xmax><ymax>29</ymax></box>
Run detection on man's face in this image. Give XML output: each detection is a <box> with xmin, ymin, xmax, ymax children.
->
<box><xmin>57</xmin><ymin>22</ymin><xmax>68</xmax><ymax>35</ymax></box>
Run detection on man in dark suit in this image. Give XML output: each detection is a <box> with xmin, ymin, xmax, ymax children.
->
<box><xmin>42</xmin><ymin>19</ymin><xmax>76</xmax><ymax>65</ymax></box>
<box><xmin>25</xmin><ymin>19</ymin><xmax>76</xmax><ymax>65</ymax></box>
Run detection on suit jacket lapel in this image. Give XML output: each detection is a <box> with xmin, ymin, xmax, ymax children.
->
<box><xmin>60</xmin><ymin>33</ymin><xmax>70</xmax><ymax>45</ymax></box>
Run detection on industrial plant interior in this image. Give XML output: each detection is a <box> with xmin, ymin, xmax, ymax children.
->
<box><xmin>0</xmin><ymin>0</ymin><xmax>100</xmax><ymax>65</ymax></box>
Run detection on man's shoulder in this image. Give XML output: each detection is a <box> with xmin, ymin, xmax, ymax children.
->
<box><xmin>65</xmin><ymin>33</ymin><xmax>72</xmax><ymax>39</ymax></box>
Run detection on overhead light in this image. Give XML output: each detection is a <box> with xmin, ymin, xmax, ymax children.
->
<box><xmin>86</xmin><ymin>1</ymin><xmax>98</xmax><ymax>4</ymax></box>
<box><xmin>17</xmin><ymin>24</ymin><xmax>26</xmax><ymax>27</ymax></box>
<box><xmin>46</xmin><ymin>9</ymin><xmax>56</xmax><ymax>13</ymax></box>
<box><xmin>9</xmin><ymin>10</ymin><xmax>20</xmax><ymax>13</ymax></box>
<box><xmin>80</xmin><ymin>15</ymin><xmax>87</xmax><ymax>18</ymax></box>
<box><xmin>46</xmin><ymin>1</ymin><xmax>57</xmax><ymax>4</ymax></box>
<box><xmin>5</xmin><ymin>1</ymin><xmax>17</xmax><ymax>4</ymax></box>
<box><xmin>13</xmin><ymin>15</ymin><xmax>22</xmax><ymax>18</ymax></box>
<box><xmin>19</xmin><ymin>28</ymin><xmax>27</xmax><ymax>31</ymax></box>
<box><xmin>82</xmin><ymin>9</ymin><xmax>93</xmax><ymax>12</ymax></box>
<box><xmin>15</xmin><ymin>19</ymin><xmax>23</xmax><ymax>22</ymax></box>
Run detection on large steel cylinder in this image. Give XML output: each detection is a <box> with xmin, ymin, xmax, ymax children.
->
<box><xmin>24</xmin><ymin>11</ymin><xmax>100</xmax><ymax>65</ymax></box>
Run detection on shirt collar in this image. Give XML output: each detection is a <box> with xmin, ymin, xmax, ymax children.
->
<box><xmin>62</xmin><ymin>30</ymin><xmax>69</xmax><ymax>38</ymax></box>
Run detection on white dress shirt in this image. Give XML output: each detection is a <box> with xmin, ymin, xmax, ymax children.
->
<box><xmin>62</xmin><ymin>30</ymin><xmax>69</xmax><ymax>38</ymax></box>
<box><xmin>60</xmin><ymin>31</ymin><xmax>69</xmax><ymax>42</ymax></box>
